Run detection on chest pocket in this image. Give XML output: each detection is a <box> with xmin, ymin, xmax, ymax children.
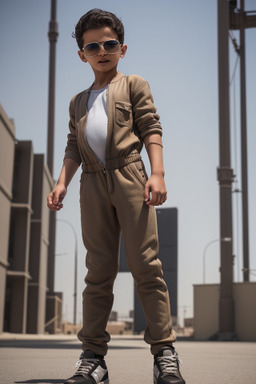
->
<box><xmin>115</xmin><ymin>101</ymin><xmax>132</xmax><ymax>127</ymax></box>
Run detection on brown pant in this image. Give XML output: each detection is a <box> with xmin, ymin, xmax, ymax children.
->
<box><xmin>77</xmin><ymin>159</ymin><xmax>176</xmax><ymax>355</ymax></box>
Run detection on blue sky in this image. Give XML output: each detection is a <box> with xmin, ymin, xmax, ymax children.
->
<box><xmin>1</xmin><ymin>0</ymin><xmax>255</xmax><ymax>325</ymax></box>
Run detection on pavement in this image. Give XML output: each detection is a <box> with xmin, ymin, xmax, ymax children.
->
<box><xmin>0</xmin><ymin>333</ymin><xmax>256</xmax><ymax>384</ymax></box>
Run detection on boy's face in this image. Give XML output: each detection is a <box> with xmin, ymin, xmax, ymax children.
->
<box><xmin>78</xmin><ymin>27</ymin><xmax>127</xmax><ymax>75</ymax></box>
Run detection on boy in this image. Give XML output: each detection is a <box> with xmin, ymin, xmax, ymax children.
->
<box><xmin>47</xmin><ymin>9</ymin><xmax>185</xmax><ymax>384</ymax></box>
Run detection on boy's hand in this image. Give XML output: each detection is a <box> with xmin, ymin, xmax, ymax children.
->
<box><xmin>47</xmin><ymin>184</ymin><xmax>67</xmax><ymax>211</ymax></box>
<box><xmin>144</xmin><ymin>174</ymin><xmax>167</xmax><ymax>206</ymax></box>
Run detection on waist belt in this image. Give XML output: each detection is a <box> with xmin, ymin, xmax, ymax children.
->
<box><xmin>82</xmin><ymin>152</ymin><xmax>142</xmax><ymax>173</ymax></box>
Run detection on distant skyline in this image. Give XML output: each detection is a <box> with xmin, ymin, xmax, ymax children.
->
<box><xmin>0</xmin><ymin>0</ymin><xmax>255</xmax><ymax>325</ymax></box>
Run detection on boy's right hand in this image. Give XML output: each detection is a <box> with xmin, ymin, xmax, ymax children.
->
<box><xmin>47</xmin><ymin>184</ymin><xmax>67</xmax><ymax>211</ymax></box>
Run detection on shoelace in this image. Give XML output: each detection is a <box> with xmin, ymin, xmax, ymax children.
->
<box><xmin>75</xmin><ymin>357</ymin><xmax>99</xmax><ymax>376</ymax></box>
<box><xmin>157</xmin><ymin>353</ymin><xmax>182</xmax><ymax>376</ymax></box>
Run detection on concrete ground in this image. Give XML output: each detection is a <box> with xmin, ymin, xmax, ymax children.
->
<box><xmin>0</xmin><ymin>334</ymin><xmax>256</xmax><ymax>384</ymax></box>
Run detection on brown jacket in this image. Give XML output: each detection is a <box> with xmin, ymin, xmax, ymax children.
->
<box><xmin>64</xmin><ymin>74</ymin><xmax>162</xmax><ymax>172</ymax></box>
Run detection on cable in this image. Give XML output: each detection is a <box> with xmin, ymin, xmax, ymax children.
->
<box><xmin>229</xmin><ymin>30</ymin><xmax>240</xmax><ymax>55</ymax></box>
<box><xmin>230</xmin><ymin>55</ymin><xmax>240</xmax><ymax>86</ymax></box>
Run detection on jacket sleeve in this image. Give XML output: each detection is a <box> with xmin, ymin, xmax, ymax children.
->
<box><xmin>130</xmin><ymin>75</ymin><xmax>163</xmax><ymax>140</ymax></box>
<box><xmin>63</xmin><ymin>95</ymin><xmax>82</xmax><ymax>165</ymax></box>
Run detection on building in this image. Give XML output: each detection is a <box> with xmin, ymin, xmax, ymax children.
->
<box><xmin>0</xmin><ymin>105</ymin><xmax>15</xmax><ymax>333</ymax></box>
<box><xmin>0</xmin><ymin>105</ymin><xmax>62</xmax><ymax>334</ymax></box>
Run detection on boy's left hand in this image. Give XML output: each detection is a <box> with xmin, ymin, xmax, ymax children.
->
<box><xmin>144</xmin><ymin>174</ymin><xmax>167</xmax><ymax>206</ymax></box>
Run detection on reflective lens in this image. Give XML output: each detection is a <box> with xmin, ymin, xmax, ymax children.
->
<box><xmin>103</xmin><ymin>40</ymin><xmax>120</xmax><ymax>53</ymax></box>
<box><xmin>83</xmin><ymin>40</ymin><xmax>121</xmax><ymax>57</ymax></box>
<box><xmin>83</xmin><ymin>42</ymin><xmax>100</xmax><ymax>57</ymax></box>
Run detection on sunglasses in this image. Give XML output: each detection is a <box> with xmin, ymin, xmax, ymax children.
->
<box><xmin>82</xmin><ymin>39</ymin><xmax>122</xmax><ymax>57</ymax></box>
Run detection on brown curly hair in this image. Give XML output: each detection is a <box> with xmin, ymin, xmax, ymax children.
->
<box><xmin>73</xmin><ymin>9</ymin><xmax>125</xmax><ymax>50</ymax></box>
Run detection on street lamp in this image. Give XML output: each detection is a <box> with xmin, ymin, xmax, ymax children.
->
<box><xmin>203</xmin><ymin>237</ymin><xmax>231</xmax><ymax>284</ymax></box>
<box><xmin>57</xmin><ymin>219</ymin><xmax>78</xmax><ymax>325</ymax></box>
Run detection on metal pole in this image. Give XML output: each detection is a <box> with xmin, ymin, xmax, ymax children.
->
<box><xmin>239</xmin><ymin>0</ymin><xmax>250</xmax><ymax>282</ymax></box>
<box><xmin>47</xmin><ymin>0</ymin><xmax>58</xmax><ymax>298</ymax></box>
<box><xmin>47</xmin><ymin>0</ymin><xmax>58</xmax><ymax>174</ymax></box>
<box><xmin>217</xmin><ymin>0</ymin><xmax>235</xmax><ymax>338</ymax></box>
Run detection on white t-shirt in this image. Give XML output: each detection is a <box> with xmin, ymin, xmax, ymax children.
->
<box><xmin>86</xmin><ymin>86</ymin><xmax>108</xmax><ymax>163</ymax></box>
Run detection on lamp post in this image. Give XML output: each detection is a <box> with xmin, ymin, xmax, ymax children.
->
<box><xmin>203</xmin><ymin>237</ymin><xmax>232</xmax><ymax>284</ymax></box>
<box><xmin>57</xmin><ymin>219</ymin><xmax>78</xmax><ymax>325</ymax></box>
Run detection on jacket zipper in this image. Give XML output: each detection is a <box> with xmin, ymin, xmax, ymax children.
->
<box><xmin>101</xmin><ymin>163</ymin><xmax>106</xmax><ymax>174</ymax></box>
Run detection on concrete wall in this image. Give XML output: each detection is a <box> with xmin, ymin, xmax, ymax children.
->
<box><xmin>194</xmin><ymin>282</ymin><xmax>256</xmax><ymax>341</ymax></box>
<box><xmin>0</xmin><ymin>105</ymin><xmax>16</xmax><ymax>333</ymax></box>
<box><xmin>45</xmin><ymin>292</ymin><xmax>63</xmax><ymax>334</ymax></box>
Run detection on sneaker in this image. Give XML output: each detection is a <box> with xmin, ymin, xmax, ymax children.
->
<box><xmin>154</xmin><ymin>346</ymin><xmax>186</xmax><ymax>384</ymax></box>
<box><xmin>64</xmin><ymin>350</ymin><xmax>109</xmax><ymax>384</ymax></box>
